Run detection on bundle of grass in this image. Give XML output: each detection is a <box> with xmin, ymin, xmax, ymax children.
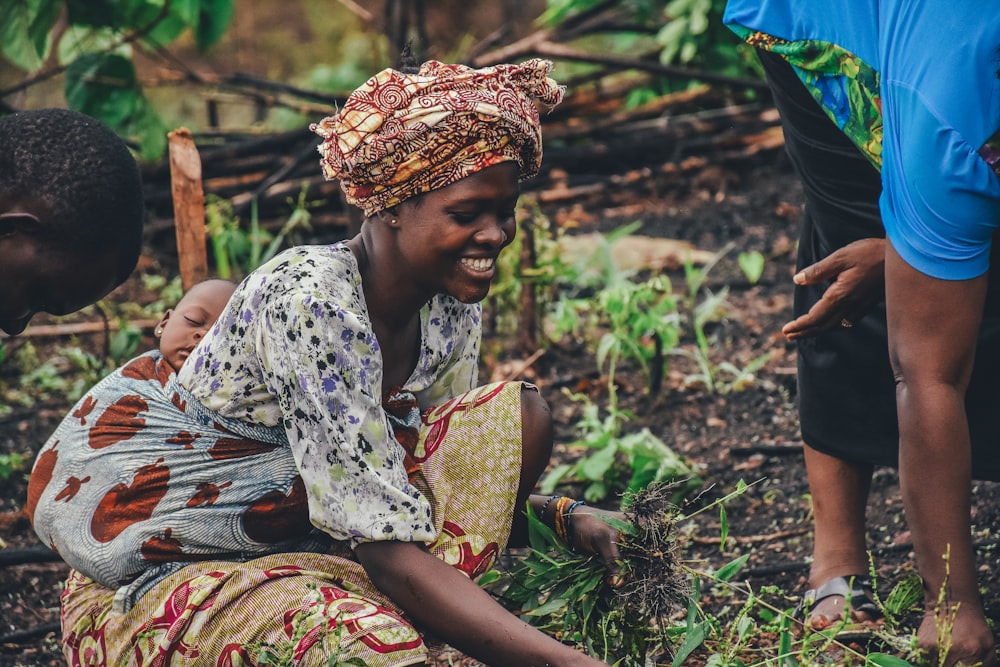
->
<box><xmin>484</xmin><ymin>482</ymin><xmax>689</xmax><ymax>666</ymax></box>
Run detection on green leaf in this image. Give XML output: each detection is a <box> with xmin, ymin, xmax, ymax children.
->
<box><xmin>579</xmin><ymin>443</ymin><xmax>617</xmax><ymax>481</ymax></box>
<box><xmin>66</xmin><ymin>0</ymin><xmax>126</xmax><ymax>28</ymax></box>
<box><xmin>866</xmin><ymin>655</ymin><xmax>915</xmax><ymax>667</ymax></box>
<box><xmin>883</xmin><ymin>573</ymin><xmax>923</xmax><ymax>617</ymax></box>
<box><xmin>57</xmin><ymin>25</ymin><xmax>122</xmax><ymax>65</ymax></box>
<box><xmin>65</xmin><ymin>52</ymin><xmax>138</xmax><ymax>128</ymax></box>
<box><xmin>539</xmin><ymin>462</ymin><xmax>572</xmax><ymax>495</ymax></box>
<box><xmin>144</xmin><ymin>11</ymin><xmax>187</xmax><ymax>45</ymax></box>
<box><xmin>718</xmin><ymin>504</ymin><xmax>729</xmax><ymax>551</ymax></box>
<box><xmin>525</xmin><ymin>595</ymin><xmax>569</xmax><ymax>616</ymax></box>
<box><xmin>477</xmin><ymin>570</ymin><xmax>501</xmax><ymax>587</ymax></box>
<box><xmin>196</xmin><ymin>0</ymin><xmax>233</xmax><ymax>49</ymax></box>
<box><xmin>123</xmin><ymin>93</ymin><xmax>168</xmax><ymax>161</ymax></box>
<box><xmin>671</xmin><ymin>620</ymin><xmax>707</xmax><ymax>667</ymax></box>
<box><xmin>738</xmin><ymin>250</ymin><xmax>765</xmax><ymax>284</ymax></box>
<box><xmin>0</xmin><ymin>0</ymin><xmax>60</xmax><ymax>70</ymax></box>
<box><xmin>715</xmin><ymin>553</ymin><xmax>749</xmax><ymax>582</ymax></box>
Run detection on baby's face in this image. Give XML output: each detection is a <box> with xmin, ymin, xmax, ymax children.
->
<box><xmin>156</xmin><ymin>280</ymin><xmax>235</xmax><ymax>371</ymax></box>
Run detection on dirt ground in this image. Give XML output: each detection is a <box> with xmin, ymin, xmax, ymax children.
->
<box><xmin>2</xmin><ymin>148</ymin><xmax>999</xmax><ymax>667</ymax></box>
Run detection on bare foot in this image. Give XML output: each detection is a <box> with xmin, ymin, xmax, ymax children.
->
<box><xmin>802</xmin><ymin>576</ymin><xmax>882</xmax><ymax>631</ymax></box>
<box><xmin>807</xmin><ymin>593</ymin><xmax>881</xmax><ymax>631</ymax></box>
<box><xmin>917</xmin><ymin>606</ymin><xmax>997</xmax><ymax>667</ymax></box>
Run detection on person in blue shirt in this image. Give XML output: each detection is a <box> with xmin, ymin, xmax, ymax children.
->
<box><xmin>724</xmin><ymin>3</ymin><xmax>1000</xmax><ymax>665</ymax></box>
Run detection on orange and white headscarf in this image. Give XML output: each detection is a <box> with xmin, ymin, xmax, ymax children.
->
<box><xmin>311</xmin><ymin>58</ymin><xmax>564</xmax><ymax>217</ymax></box>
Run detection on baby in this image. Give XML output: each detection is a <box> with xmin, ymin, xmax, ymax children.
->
<box><xmin>26</xmin><ymin>277</ymin><xmax>291</xmax><ymax>602</ymax></box>
<box><xmin>153</xmin><ymin>279</ymin><xmax>235</xmax><ymax>371</ymax></box>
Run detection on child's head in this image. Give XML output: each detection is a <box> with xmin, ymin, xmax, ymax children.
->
<box><xmin>154</xmin><ymin>279</ymin><xmax>236</xmax><ymax>371</ymax></box>
<box><xmin>0</xmin><ymin>109</ymin><xmax>145</xmax><ymax>336</ymax></box>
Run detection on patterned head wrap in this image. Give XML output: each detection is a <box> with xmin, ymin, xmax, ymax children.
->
<box><xmin>311</xmin><ymin>58</ymin><xmax>564</xmax><ymax>217</ymax></box>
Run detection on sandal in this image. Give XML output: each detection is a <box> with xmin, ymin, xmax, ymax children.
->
<box><xmin>795</xmin><ymin>575</ymin><xmax>884</xmax><ymax>642</ymax></box>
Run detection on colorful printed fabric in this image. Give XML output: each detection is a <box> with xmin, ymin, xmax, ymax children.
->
<box><xmin>27</xmin><ymin>351</ymin><xmax>330</xmax><ymax>612</ymax></box>
<box><xmin>729</xmin><ymin>25</ymin><xmax>883</xmax><ymax>170</ymax></box>
<box><xmin>311</xmin><ymin>58</ymin><xmax>564</xmax><ymax>216</ymax></box>
<box><xmin>58</xmin><ymin>381</ymin><xmax>526</xmax><ymax>667</ymax></box>
<box><xmin>177</xmin><ymin>243</ymin><xmax>483</xmax><ymax>547</ymax></box>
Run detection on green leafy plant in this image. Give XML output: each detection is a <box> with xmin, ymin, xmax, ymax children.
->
<box><xmin>1</xmin><ymin>0</ymin><xmax>235</xmax><ymax>160</ymax></box>
<box><xmin>675</xmin><ymin>245</ymin><xmax>770</xmax><ymax>393</ymax></box>
<box><xmin>488</xmin><ymin>483</ymin><xmax>690</xmax><ymax>666</ymax></box>
<box><xmin>206</xmin><ymin>188</ymin><xmax>316</xmax><ymax>280</ymax></box>
<box><xmin>542</xmin><ymin>389</ymin><xmax>700</xmax><ymax>503</ymax></box>
<box><xmin>0</xmin><ymin>452</ymin><xmax>27</xmax><ymax>481</ymax></box>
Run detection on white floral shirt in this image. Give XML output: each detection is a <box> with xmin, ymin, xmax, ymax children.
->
<box><xmin>178</xmin><ymin>243</ymin><xmax>481</xmax><ymax>543</ymax></box>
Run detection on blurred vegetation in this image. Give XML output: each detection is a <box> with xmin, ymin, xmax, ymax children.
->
<box><xmin>0</xmin><ymin>0</ymin><xmax>760</xmax><ymax>160</ymax></box>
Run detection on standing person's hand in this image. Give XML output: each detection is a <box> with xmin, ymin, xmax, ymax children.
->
<box><xmin>782</xmin><ymin>237</ymin><xmax>885</xmax><ymax>340</ymax></box>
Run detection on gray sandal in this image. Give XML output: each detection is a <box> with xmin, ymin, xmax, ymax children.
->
<box><xmin>795</xmin><ymin>575</ymin><xmax>883</xmax><ymax>640</ymax></box>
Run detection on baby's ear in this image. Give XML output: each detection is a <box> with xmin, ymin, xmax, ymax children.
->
<box><xmin>0</xmin><ymin>211</ymin><xmax>42</xmax><ymax>238</ymax></box>
<box><xmin>155</xmin><ymin>310</ymin><xmax>173</xmax><ymax>338</ymax></box>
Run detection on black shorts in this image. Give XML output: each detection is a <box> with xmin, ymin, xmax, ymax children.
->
<box><xmin>758</xmin><ymin>48</ymin><xmax>1000</xmax><ymax>480</ymax></box>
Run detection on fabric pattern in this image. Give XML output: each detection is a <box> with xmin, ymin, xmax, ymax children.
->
<box><xmin>730</xmin><ymin>26</ymin><xmax>882</xmax><ymax>170</ymax></box>
<box><xmin>58</xmin><ymin>381</ymin><xmax>526</xmax><ymax>667</ymax></box>
<box><xmin>177</xmin><ymin>243</ymin><xmax>482</xmax><ymax>547</ymax></box>
<box><xmin>723</xmin><ymin>1</ymin><xmax>1000</xmax><ymax>280</ymax></box>
<box><xmin>27</xmin><ymin>351</ymin><xmax>330</xmax><ymax>612</ymax></box>
<box><xmin>312</xmin><ymin>58</ymin><xmax>564</xmax><ymax>216</ymax></box>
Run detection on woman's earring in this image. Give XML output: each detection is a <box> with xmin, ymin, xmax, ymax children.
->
<box><xmin>154</xmin><ymin>327</ymin><xmax>163</xmax><ymax>336</ymax></box>
<box><xmin>390</xmin><ymin>218</ymin><xmax>398</xmax><ymax>226</ymax></box>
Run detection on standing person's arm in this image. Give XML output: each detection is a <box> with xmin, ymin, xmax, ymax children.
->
<box><xmin>884</xmin><ymin>241</ymin><xmax>995</xmax><ymax>666</ymax></box>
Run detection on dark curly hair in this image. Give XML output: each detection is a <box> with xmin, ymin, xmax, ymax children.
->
<box><xmin>0</xmin><ymin>108</ymin><xmax>145</xmax><ymax>284</ymax></box>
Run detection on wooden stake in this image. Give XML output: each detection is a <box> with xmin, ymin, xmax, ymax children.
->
<box><xmin>168</xmin><ymin>128</ymin><xmax>208</xmax><ymax>291</ymax></box>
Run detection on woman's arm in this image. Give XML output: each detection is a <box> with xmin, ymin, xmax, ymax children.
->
<box><xmin>356</xmin><ymin>540</ymin><xmax>608</xmax><ymax>667</ymax></box>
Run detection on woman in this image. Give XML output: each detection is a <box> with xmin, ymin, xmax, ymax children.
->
<box><xmin>29</xmin><ymin>58</ymin><xmax>621</xmax><ymax>666</ymax></box>
<box><xmin>723</xmin><ymin>2</ymin><xmax>1000</xmax><ymax>666</ymax></box>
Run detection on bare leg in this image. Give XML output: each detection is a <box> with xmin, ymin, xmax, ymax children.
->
<box><xmin>803</xmin><ymin>444</ymin><xmax>875</xmax><ymax>625</ymax></box>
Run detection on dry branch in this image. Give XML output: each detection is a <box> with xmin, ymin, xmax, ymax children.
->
<box><xmin>168</xmin><ymin>129</ymin><xmax>209</xmax><ymax>290</ymax></box>
<box><xmin>0</xmin><ymin>319</ymin><xmax>161</xmax><ymax>339</ymax></box>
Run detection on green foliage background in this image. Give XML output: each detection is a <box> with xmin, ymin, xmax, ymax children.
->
<box><xmin>0</xmin><ymin>0</ymin><xmax>758</xmax><ymax>161</ymax></box>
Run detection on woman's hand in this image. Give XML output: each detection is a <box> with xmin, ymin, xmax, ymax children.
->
<box><xmin>782</xmin><ymin>237</ymin><xmax>885</xmax><ymax>340</ymax></box>
<box><xmin>568</xmin><ymin>506</ymin><xmax>625</xmax><ymax>586</ymax></box>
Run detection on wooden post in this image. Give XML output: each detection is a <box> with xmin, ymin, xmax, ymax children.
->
<box><xmin>168</xmin><ymin>128</ymin><xmax>208</xmax><ymax>291</ymax></box>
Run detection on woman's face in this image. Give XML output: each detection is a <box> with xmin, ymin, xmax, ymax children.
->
<box><xmin>394</xmin><ymin>162</ymin><xmax>520</xmax><ymax>304</ymax></box>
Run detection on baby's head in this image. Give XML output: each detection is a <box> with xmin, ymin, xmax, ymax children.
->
<box><xmin>154</xmin><ymin>279</ymin><xmax>235</xmax><ymax>371</ymax></box>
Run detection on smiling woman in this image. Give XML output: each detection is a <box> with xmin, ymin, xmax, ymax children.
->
<box><xmin>29</xmin><ymin>57</ymin><xmax>625</xmax><ymax>667</ymax></box>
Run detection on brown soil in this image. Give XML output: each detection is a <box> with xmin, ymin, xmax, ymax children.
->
<box><xmin>2</xmin><ymin>149</ymin><xmax>999</xmax><ymax>667</ymax></box>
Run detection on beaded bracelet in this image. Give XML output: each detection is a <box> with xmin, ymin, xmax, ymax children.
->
<box><xmin>565</xmin><ymin>500</ymin><xmax>587</xmax><ymax>549</ymax></box>
<box><xmin>553</xmin><ymin>496</ymin><xmax>574</xmax><ymax>543</ymax></box>
<box><xmin>538</xmin><ymin>494</ymin><xmax>560</xmax><ymax>521</ymax></box>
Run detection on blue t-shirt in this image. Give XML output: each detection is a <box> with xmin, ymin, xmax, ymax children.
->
<box><xmin>725</xmin><ymin>1</ymin><xmax>1000</xmax><ymax>279</ymax></box>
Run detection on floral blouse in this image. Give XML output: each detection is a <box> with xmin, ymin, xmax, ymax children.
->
<box><xmin>177</xmin><ymin>243</ymin><xmax>481</xmax><ymax>544</ymax></box>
